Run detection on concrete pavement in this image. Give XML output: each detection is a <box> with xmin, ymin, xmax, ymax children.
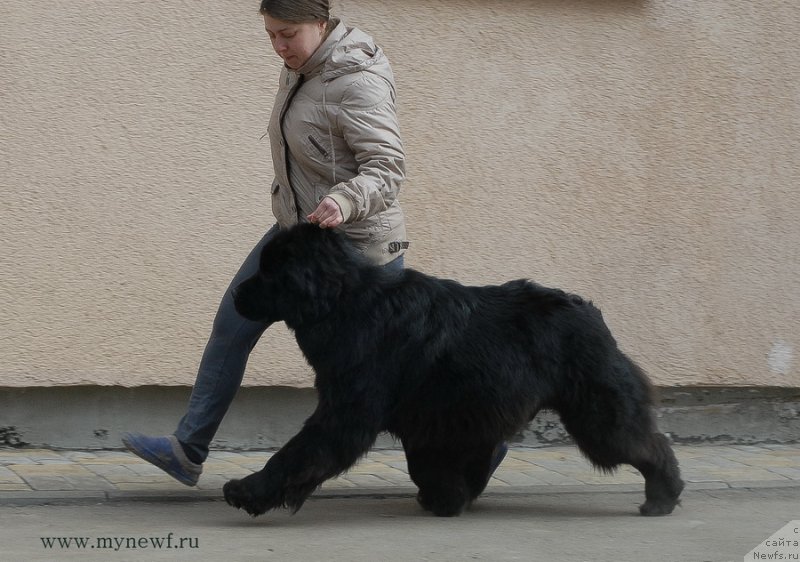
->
<box><xmin>1</xmin><ymin>443</ymin><xmax>799</xmax><ymax>505</ymax></box>
<box><xmin>3</xmin><ymin>488</ymin><xmax>800</xmax><ymax>562</ymax></box>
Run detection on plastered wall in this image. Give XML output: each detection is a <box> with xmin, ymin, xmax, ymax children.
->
<box><xmin>1</xmin><ymin>0</ymin><xmax>798</xmax><ymax>388</ymax></box>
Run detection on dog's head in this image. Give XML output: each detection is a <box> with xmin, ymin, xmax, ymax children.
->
<box><xmin>232</xmin><ymin>224</ymin><xmax>365</xmax><ymax>326</ymax></box>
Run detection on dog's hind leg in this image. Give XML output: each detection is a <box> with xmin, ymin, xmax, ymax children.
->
<box><xmin>462</xmin><ymin>442</ymin><xmax>500</xmax><ymax>501</ymax></box>
<box><xmin>562</xmin><ymin>414</ymin><xmax>683</xmax><ymax>515</ymax></box>
<box><xmin>627</xmin><ymin>432</ymin><xmax>684</xmax><ymax>516</ymax></box>
<box><xmin>403</xmin><ymin>441</ymin><xmax>472</xmax><ymax>517</ymax></box>
<box><xmin>557</xmin><ymin>378</ymin><xmax>684</xmax><ymax>516</ymax></box>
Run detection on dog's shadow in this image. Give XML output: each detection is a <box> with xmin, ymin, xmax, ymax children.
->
<box><xmin>213</xmin><ymin>492</ymin><xmax>642</xmax><ymax>529</ymax></box>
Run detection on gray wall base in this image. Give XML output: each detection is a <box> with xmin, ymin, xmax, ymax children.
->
<box><xmin>1</xmin><ymin>386</ymin><xmax>798</xmax><ymax>450</ymax></box>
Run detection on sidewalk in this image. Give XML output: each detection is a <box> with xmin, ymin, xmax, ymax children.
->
<box><xmin>1</xmin><ymin>443</ymin><xmax>798</xmax><ymax>505</ymax></box>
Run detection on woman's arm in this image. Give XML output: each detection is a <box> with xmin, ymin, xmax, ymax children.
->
<box><xmin>318</xmin><ymin>72</ymin><xmax>405</xmax><ymax>226</ymax></box>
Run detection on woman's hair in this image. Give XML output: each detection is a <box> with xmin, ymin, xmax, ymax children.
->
<box><xmin>259</xmin><ymin>0</ymin><xmax>330</xmax><ymax>23</ymax></box>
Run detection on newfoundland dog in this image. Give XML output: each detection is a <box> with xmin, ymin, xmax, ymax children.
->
<box><xmin>223</xmin><ymin>224</ymin><xmax>683</xmax><ymax>517</ymax></box>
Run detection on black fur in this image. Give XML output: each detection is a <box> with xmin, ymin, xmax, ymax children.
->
<box><xmin>223</xmin><ymin>224</ymin><xmax>684</xmax><ymax>517</ymax></box>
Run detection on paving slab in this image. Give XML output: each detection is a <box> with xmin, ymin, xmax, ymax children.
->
<box><xmin>0</xmin><ymin>443</ymin><xmax>796</xmax><ymax>506</ymax></box>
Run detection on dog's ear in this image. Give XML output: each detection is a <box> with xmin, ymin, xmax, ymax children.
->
<box><xmin>284</xmin><ymin>261</ymin><xmax>343</xmax><ymax>323</ymax></box>
<box><xmin>276</xmin><ymin>224</ymin><xmax>356</xmax><ymax>324</ymax></box>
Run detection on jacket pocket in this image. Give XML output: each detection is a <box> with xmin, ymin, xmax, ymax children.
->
<box><xmin>302</xmin><ymin>133</ymin><xmax>331</xmax><ymax>162</ymax></box>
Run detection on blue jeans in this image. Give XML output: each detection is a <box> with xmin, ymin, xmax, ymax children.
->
<box><xmin>175</xmin><ymin>225</ymin><xmax>404</xmax><ymax>462</ymax></box>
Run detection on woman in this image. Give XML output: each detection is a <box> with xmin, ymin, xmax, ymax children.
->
<box><xmin>123</xmin><ymin>0</ymin><xmax>409</xmax><ymax>484</ymax></box>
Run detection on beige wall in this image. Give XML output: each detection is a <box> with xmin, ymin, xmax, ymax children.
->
<box><xmin>1</xmin><ymin>0</ymin><xmax>798</xmax><ymax>388</ymax></box>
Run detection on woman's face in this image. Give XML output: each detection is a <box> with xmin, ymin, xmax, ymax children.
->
<box><xmin>264</xmin><ymin>15</ymin><xmax>327</xmax><ymax>70</ymax></box>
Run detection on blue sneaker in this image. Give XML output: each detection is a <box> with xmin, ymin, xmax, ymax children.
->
<box><xmin>122</xmin><ymin>433</ymin><xmax>202</xmax><ymax>487</ymax></box>
<box><xmin>488</xmin><ymin>442</ymin><xmax>509</xmax><ymax>476</ymax></box>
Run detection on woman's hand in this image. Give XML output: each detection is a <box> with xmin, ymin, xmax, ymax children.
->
<box><xmin>307</xmin><ymin>197</ymin><xmax>344</xmax><ymax>228</ymax></box>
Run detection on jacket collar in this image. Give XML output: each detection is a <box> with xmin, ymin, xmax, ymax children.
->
<box><xmin>293</xmin><ymin>18</ymin><xmax>346</xmax><ymax>79</ymax></box>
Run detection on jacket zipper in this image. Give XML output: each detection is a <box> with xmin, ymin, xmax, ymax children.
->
<box><xmin>307</xmin><ymin>135</ymin><xmax>329</xmax><ymax>158</ymax></box>
<box><xmin>280</xmin><ymin>74</ymin><xmax>306</xmax><ymax>222</ymax></box>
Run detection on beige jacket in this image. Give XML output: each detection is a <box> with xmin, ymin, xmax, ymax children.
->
<box><xmin>268</xmin><ymin>19</ymin><xmax>408</xmax><ymax>264</ymax></box>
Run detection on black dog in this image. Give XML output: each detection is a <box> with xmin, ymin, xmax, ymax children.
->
<box><xmin>223</xmin><ymin>224</ymin><xmax>683</xmax><ymax>517</ymax></box>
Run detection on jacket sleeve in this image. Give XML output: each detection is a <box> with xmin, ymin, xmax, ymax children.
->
<box><xmin>326</xmin><ymin>72</ymin><xmax>406</xmax><ymax>223</ymax></box>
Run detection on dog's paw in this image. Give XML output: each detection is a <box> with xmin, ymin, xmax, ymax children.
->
<box><xmin>416</xmin><ymin>489</ymin><xmax>466</xmax><ymax>517</ymax></box>
<box><xmin>223</xmin><ymin>473</ymin><xmax>279</xmax><ymax>517</ymax></box>
<box><xmin>639</xmin><ymin>498</ymin><xmax>680</xmax><ymax>516</ymax></box>
<box><xmin>639</xmin><ymin>477</ymin><xmax>684</xmax><ymax>516</ymax></box>
<box><xmin>416</xmin><ymin>491</ymin><xmax>433</xmax><ymax>512</ymax></box>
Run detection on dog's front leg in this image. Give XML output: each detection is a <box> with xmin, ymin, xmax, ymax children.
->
<box><xmin>222</xmin><ymin>452</ymin><xmax>290</xmax><ymax>517</ymax></box>
<box><xmin>224</xmin><ymin>402</ymin><xmax>382</xmax><ymax>516</ymax></box>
